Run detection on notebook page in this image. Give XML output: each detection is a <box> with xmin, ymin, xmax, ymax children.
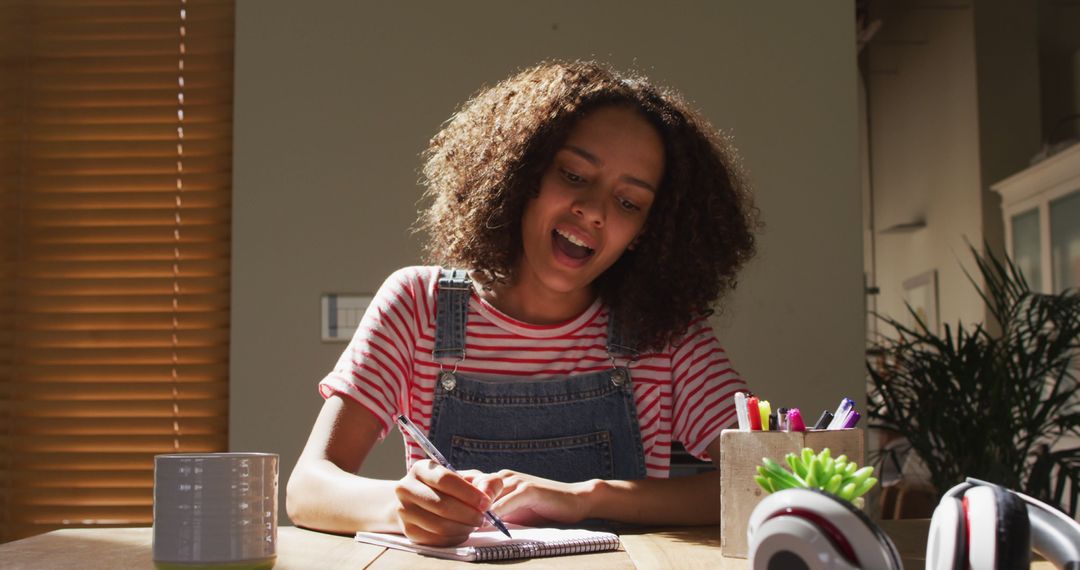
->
<box><xmin>355</xmin><ymin>524</ymin><xmax>620</xmax><ymax>562</ymax></box>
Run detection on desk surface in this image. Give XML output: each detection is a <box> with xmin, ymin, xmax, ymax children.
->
<box><xmin>0</xmin><ymin>521</ymin><xmax>1054</xmax><ymax>569</ymax></box>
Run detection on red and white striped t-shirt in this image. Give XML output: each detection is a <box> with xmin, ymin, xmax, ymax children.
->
<box><xmin>319</xmin><ymin>266</ymin><xmax>747</xmax><ymax>479</ymax></box>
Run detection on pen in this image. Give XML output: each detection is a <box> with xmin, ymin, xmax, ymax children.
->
<box><xmin>827</xmin><ymin>398</ymin><xmax>854</xmax><ymax>430</ymax></box>
<box><xmin>395</xmin><ymin>415</ymin><xmax>512</xmax><ymax>538</ymax></box>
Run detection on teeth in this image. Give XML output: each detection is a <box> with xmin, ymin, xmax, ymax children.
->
<box><xmin>556</xmin><ymin>228</ymin><xmax>590</xmax><ymax>249</ymax></box>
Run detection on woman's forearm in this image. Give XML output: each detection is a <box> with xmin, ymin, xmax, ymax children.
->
<box><xmin>582</xmin><ymin>470</ymin><xmax>720</xmax><ymax>525</ymax></box>
<box><xmin>286</xmin><ymin>396</ymin><xmax>404</xmax><ymax>535</ymax></box>
<box><xmin>482</xmin><ymin>439</ymin><xmax>723</xmax><ymax>527</ymax></box>
<box><xmin>584</xmin><ymin>438</ymin><xmax>722</xmax><ymax>525</ymax></box>
<box><xmin>285</xmin><ymin>457</ymin><xmax>401</xmax><ymax>535</ymax></box>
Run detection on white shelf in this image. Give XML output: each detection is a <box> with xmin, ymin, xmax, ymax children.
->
<box><xmin>992</xmin><ymin>142</ymin><xmax>1080</xmax><ymax>294</ymax></box>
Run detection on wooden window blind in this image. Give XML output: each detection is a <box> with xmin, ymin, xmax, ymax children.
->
<box><xmin>0</xmin><ymin>0</ymin><xmax>234</xmax><ymax>542</ymax></box>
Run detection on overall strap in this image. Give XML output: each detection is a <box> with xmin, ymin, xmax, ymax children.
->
<box><xmin>606</xmin><ymin>309</ymin><xmax>639</xmax><ymax>361</ymax></box>
<box><xmin>433</xmin><ymin>268</ymin><xmax>471</xmax><ymax>362</ymax></box>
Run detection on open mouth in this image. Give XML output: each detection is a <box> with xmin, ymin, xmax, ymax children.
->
<box><xmin>552</xmin><ymin>229</ymin><xmax>594</xmax><ymax>261</ymax></box>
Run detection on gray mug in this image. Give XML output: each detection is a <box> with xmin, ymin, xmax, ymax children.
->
<box><xmin>153</xmin><ymin>453</ymin><xmax>278</xmax><ymax>569</ymax></box>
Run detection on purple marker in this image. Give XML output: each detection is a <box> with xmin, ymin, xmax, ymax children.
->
<box><xmin>841</xmin><ymin>409</ymin><xmax>861</xmax><ymax>429</ymax></box>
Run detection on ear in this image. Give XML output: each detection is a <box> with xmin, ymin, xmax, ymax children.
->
<box><xmin>628</xmin><ymin>232</ymin><xmax>644</xmax><ymax>251</ymax></box>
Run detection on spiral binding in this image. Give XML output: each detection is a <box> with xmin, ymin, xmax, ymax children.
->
<box><xmin>473</xmin><ymin>535</ymin><xmax>620</xmax><ymax>561</ymax></box>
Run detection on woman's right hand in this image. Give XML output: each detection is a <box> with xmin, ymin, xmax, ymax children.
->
<box><xmin>393</xmin><ymin>460</ymin><xmax>503</xmax><ymax>546</ymax></box>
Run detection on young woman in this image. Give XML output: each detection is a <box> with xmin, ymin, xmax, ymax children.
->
<box><xmin>287</xmin><ymin>60</ymin><xmax>758</xmax><ymax>546</ymax></box>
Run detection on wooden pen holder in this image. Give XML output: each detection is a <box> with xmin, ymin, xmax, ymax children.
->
<box><xmin>719</xmin><ymin>428</ymin><xmax>865</xmax><ymax>559</ymax></box>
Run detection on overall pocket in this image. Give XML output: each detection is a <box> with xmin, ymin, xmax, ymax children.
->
<box><xmin>449</xmin><ymin>431</ymin><xmax>614</xmax><ymax>482</ymax></box>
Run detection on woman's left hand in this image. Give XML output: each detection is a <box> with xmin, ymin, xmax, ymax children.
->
<box><xmin>468</xmin><ymin>470</ymin><xmax>595</xmax><ymax>526</ymax></box>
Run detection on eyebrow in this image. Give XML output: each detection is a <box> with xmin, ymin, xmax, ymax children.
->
<box><xmin>563</xmin><ymin>145</ymin><xmax>657</xmax><ymax>193</ymax></box>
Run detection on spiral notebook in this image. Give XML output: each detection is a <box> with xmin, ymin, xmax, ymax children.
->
<box><xmin>354</xmin><ymin>524</ymin><xmax>620</xmax><ymax>562</ymax></box>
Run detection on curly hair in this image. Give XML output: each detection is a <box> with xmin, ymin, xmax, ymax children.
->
<box><xmin>418</xmin><ymin>60</ymin><xmax>758</xmax><ymax>352</ymax></box>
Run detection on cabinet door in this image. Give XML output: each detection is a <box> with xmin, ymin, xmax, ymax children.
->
<box><xmin>1011</xmin><ymin>207</ymin><xmax>1042</xmax><ymax>292</ymax></box>
<box><xmin>1050</xmin><ymin>190</ymin><xmax>1080</xmax><ymax>293</ymax></box>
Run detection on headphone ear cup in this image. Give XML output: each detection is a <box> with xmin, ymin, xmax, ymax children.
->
<box><xmin>990</xmin><ymin>486</ymin><xmax>1031</xmax><ymax>570</ymax></box>
<box><xmin>963</xmin><ymin>485</ymin><xmax>1031</xmax><ymax>570</ymax></box>
<box><xmin>750</xmin><ymin>515</ymin><xmax>858</xmax><ymax>570</ymax></box>
<box><xmin>748</xmin><ymin>488</ymin><xmax>901</xmax><ymax>570</ymax></box>
<box><xmin>927</xmin><ymin>496</ymin><xmax>967</xmax><ymax>570</ymax></box>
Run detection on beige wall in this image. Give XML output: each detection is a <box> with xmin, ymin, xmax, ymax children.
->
<box><xmin>866</xmin><ymin>5</ymin><xmax>985</xmax><ymax>331</ymax></box>
<box><xmin>865</xmin><ymin>1</ymin><xmax>1042</xmax><ymax>334</ymax></box>
<box><xmin>231</xmin><ymin>1</ymin><xmax>860</xmax><ymax>522</ymax></box>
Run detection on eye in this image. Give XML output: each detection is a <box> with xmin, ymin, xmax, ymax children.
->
<box><xmin>561</xmin><ymin>169</ymin><xmax>586</xmax><ymax>184</ymax></box>
<box><xmin>617</xmin><ymin>196</ymin><xmax>641</xmax><ymax>212</ymax></box>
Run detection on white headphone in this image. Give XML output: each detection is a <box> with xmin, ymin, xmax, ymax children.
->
<box><xmin>747</xmin><ymin>488</ymin><xmax>902</xmax><ymax>570</ymax></box>
<box><xmin>927</xmin><ymin>478</ymin><xmax>1080</xmax><ymax>570</ymax></box>
<box><xmin>748</xmin><ymin>479</ymin><xmax>1080</xmax><ymax>570</ymax></box>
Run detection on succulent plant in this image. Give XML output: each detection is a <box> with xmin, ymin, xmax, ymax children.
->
<box><xmin>755</xmin><ymin>447</ymin><xmax>878</xmax><ymax>507</ymax></box>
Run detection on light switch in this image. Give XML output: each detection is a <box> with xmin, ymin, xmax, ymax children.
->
<box><xmin>321</xmin><ymin>293</ymin><xmax>372</xmax><ymax>341</ymax></box>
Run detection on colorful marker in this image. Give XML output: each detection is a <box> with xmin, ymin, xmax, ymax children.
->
<box><xmin>787</xmin><ymin>408</ymin><xmax>806</xmax><ymax>432</ymax></box>
<box><xmin>759</xmin><ymin>400</ymin><xmax>771</xmax><ymax>431</ymax></box>
<box><xmin>747</xmin><ymin>396</ymin><xmax>762</xmax><ymax>430</ymax></box>
<box><xmin>734</xmin><ymin>392</ymin><xmax>750</xmax><ymax>431</ymax></box>
<box><xmin>813</xmin><ymin>410</ymin><xmax>834</xmax><ymax>430</ymax></box>
<box><xmin>776</xmin><ymin>407</ymin><xmax>789</xmax><ymax>431</ymax></box>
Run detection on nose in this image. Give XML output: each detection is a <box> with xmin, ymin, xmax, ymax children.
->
<box><xmin>571</xmin><ymin>190</ymin><xmax>604</xmax><ymax>228</ymax></box>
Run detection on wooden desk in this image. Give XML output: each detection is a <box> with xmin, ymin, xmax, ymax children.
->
<box><xmin>0</xmin><ymin>525</ymin><xmax>715</xmax><ymax>569</ymax></box>
<box><xmin>0</xmin><ymin>521</ymin><xmax>1055</xmax><ymax>569</ymax></box>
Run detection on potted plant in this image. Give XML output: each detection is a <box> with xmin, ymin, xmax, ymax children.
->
<box><xmin>867</xmin><ymin>247</ymin><xmax>1080</xmax><ymax>516</ymax></box>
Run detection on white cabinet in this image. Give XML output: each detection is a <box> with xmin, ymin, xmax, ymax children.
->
<box><xmin>992</xmin><ymin>143</ymin><xmax>1080</xmax><ymax>294</ymax></box>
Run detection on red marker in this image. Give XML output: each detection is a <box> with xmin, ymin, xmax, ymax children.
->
<box><xmin>747</xmin><ymin>396</ymin><xmax>762</xmax><ymax>430</ymax></box>
<box><xmin>787</xmin><ymin>408</ymin><xmax>806</xmax><ymax>432</ymax></box>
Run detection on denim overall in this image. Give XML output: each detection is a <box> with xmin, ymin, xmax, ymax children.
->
<box><xmin>427</xmin><ymin>269</ymin><xmax>647</xmax><ymax>483</ymax></box>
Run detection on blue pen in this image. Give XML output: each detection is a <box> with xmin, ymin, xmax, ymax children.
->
<box><xmin>826</xmin><ymin>398</ymin><xmax>854</xmax><ymax>430</ymax></box>
<box><xmin>395</xmin><ymin>415</ymin><xmax>512</xmax><ymax>538</ymax></box>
